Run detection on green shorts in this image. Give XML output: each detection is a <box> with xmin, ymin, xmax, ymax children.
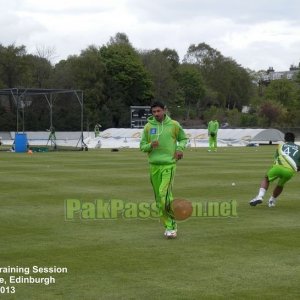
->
<box><xmin>266</xmin><ymin>165</ymin><xmax>295</xmax><ymax>187</ymax></box>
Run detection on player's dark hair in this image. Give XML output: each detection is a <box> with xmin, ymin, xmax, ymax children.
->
<box><xmin>284</xmin><ymin>132</ymin><xmax>295</xmax><ymax>142</ymax></box>
<box><xmin>150</xmin><ymin>101</ymin><xmax>166</xmax><ymax>110</ymax></box>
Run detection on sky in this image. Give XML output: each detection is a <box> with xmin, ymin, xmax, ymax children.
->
<box><xmin>1</xmin><ymin>0</ymin><xmax>300</xmax><ymax>71</ymax></box>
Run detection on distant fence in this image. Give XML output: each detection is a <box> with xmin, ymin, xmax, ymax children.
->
<box><xmin>1</xmin><ymin>128</ymin><xmax>299</xmax><ymax>150</ymax></box>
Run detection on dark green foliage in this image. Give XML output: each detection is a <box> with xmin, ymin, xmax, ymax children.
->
<box><xmin>140</xmin><ymin>48</ymin><xmax>178</xmax><ymax>105</ymax></box>
<box><xmin>177</xmin><ymin>64</ymin><xmax>205</xmax><ymax>119</ymax></box>
<box><xmin>0</xmin><ymin>36</ymin><xmax>299</xmax><ymax>130</ymax></box>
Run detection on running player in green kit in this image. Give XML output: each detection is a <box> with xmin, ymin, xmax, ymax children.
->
<box><xmin>140</xmin><ymin>101</ymin><xmax>188</xmax><ymax>239</ymax></box>
<box><xmin>250</xmin><ymin>132</ymin><xmax>300</xmax><ymax>207</ymax></box>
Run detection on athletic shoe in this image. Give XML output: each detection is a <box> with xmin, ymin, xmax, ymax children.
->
<box><xmin>268</xmin><ymin>199</ymin><xmax>276</xmax><ymax>207</ymax></box>
<box><xmin>164</xmin><ymin>229</ymin><xmax>177</xmax><ymax>239</ymax></box>
<box><xmin>249</xmin><ymin>197</ymin><xmax>263</xmax><ymax>206</ymax></box>
<box><xmin>164</xmin><ymin>228</ymin><xmax>177</xmax><ymax>235</ymax></box>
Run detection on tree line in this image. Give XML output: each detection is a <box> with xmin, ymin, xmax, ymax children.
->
<box><xmin>0</xmin><ymin>32</ymin><xmax>300</xmax><ymax>131</ymax></box>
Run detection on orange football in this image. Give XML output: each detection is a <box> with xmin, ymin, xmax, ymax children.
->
<box><xmin>171</xmin><ymin>198</ymin><xmax>193</xmax><ymax>221</ymax></box>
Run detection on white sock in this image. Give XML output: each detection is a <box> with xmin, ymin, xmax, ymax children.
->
<box><xmin>269</xmin><ymin>196</ymin><xmax>276</xmax><ymax>202</ymax></box>
<box><xmin>258</xmin><ymin>188</ymin><xmax>266</xmax><ymax>199</ymax></box>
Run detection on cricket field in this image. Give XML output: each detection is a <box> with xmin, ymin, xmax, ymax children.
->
<box><xmin>0</xmin><ymin>146</ymin><xmax>299</xmax><ymax>299</ymax></box>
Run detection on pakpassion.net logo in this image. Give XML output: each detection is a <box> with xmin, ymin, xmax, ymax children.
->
<box><xmin>65</xmin><ymin>199</ymin><xmax>237</xmax><ymax>220</ymax></box>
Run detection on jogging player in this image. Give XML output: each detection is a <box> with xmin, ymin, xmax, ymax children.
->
<box><xmin>140</xmin><ymin>101</ymin><xmax>188</xmax><ymax>239</ymax></box>
<box><xmin>250</xmin><ymin>132</ymin><xmax>300</xmax><ymax>207</ymax></box>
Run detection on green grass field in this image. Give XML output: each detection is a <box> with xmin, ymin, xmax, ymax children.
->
<box><xmin>0</xmin><ymin>147</ymin><xmax>300</xmax><ymax>299</ymax></box>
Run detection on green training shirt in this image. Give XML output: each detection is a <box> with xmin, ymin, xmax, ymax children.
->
<box><xmin>208</xmin><ymin>120</ymin><xmax>219</xmax><ymax>134</ymax></box>
<box><xmin>274</xmin><ymin>142</ymin><xmax>300</xmax><ymax>172</ymax></box>
<box><xmin>140</xmin><ymin>115</ymin><xmax>188</xmax><ymax>165</ymax></box>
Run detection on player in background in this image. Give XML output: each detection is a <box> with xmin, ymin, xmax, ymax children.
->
<box><xmin>94</xmin><ymin>124</ymin><xmax>101</xmax><ymax>138</ymax></box>
<box><xmin>140</xmin><ymin>101</ymin><xmax>188</xmax><ymax>239</ymax></box>
<box><xmin>250</xmin><ymin>132</ymin><xmax>300</xmax><ymax>207</ymax></box>
<box><xmin>208</xmin><ymin>119</ymin><xmax>219</xmax><ymax>152</ymax></box>
<box><xmin>47</xmin><ymin>126</ymin><xmax>57</xmax><ymax>150</ymax></box>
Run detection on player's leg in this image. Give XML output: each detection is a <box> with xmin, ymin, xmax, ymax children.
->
<box><xmin>208</xmin><ymin>135</ymin><xmax>213</xmax><ymax>151</ymax></box>
<box><xmin>159</xmin><ymin>165</ymin><xmax>177</xmax><ymax>234</ymax></box>
<box><xmin>268</xmin><ymin>167</ymin><xmax>294</xmax><ymax>207</ymax></box>
<box><xmin>268</xmin><ymin>186</ymin><xmax>283</xmax><ymax>207</ymax></box>
<box><xmin>213</xmin><ymin>135</ymin><xmax>217</xmax><ymax>151</ymax></box>
<box><xmin>250</xmin><ymin>166</ymin><xmax>294</xmax><ymax>207</ymax></box>
<box><xmin>149</xmin><ymin>164</ymin><xmax>162</xmax><ymax>211</ymax></box>
<box><xmin>150</xmin><ymin>164</ymin><xmax>177</xmax><ymax>237</ymax></box>
<box><xmin>249</xmin><ymin>175</ymin><xmax>270</xmax><ymax>206</ymax></box>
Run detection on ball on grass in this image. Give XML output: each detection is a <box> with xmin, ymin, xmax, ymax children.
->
<box><xmin>171</xmin><ymin>198</ymin><xmax>193</xmax><ymax>221</ymax></box>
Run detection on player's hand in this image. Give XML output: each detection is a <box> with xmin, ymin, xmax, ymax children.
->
<box><xmin>151</xmin><ymin>140</ymin><xmax>159</xmax><ymax>148</ymax></box>
<box><xmin>174</xmin><ymin>151</ymin><xmax>183</xmax><ymax>160</ymax></box>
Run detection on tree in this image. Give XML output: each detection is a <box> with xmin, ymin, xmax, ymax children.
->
<box><xmin>0</xmin><ymin>44</ymin><xmax>28</xmax><ymax>88</ymax></box>
<box><xmin>26</xmin><ymin>55</ymin><xmax>53</xmax><ymax>88</ymax></box>
<box><xmin>294</xmin><ymin>70</ymin><xmax>300</xmax><ymax>106</ymax></box>
<box><xmin>52</xmin><ymin>45</ymin><xmax>106</xmax><ymax>129</ymax></box>
<box><xmin>226</xmin><ymin>108</ymin><xmax>241</xmax><ymax>127</ymax></box>
<box><xmin>183</xmin><ymin>42</ymin><xmax>223</xmax><ymax>67</ymax></box>
<box><xmin>183</xmin><ymin>43</ymin><xmax>253</xmax><ymax>110</ymax></box>
<box><xmin>225</xmin><ymin>60</ymin><xmax>254</xmax><ymax>110</ymax></box>
<box><xmin>109</xmin><ymin>32</ymin><xmax>131</xmax><ymax>45</ymax></box>
<box><xmin>0</xmin><ymin>105</ymin><xmax>15</xmax><ymax>130</ymax></box>
<box><xmin>162</xmin><ymin>48</ymin><xmax>180</xmax><ymax>68</ymax></box>
<box><xmin>177</xmin><ymin>64</ymin><xmax>205</xmax><ymax>119</ymax></box>
<box><xmin>264</xmin><ymin>79</ymin><xmax>296</xmax><ymax>107</ymax></box>
<box><xmin>202</xmin><ymin>106</ymin><xmax>226</xmax><ymax>125</ymax></box>
<box><xmin>258</xmin><ymin>100</ymin><xmax>287</xmax><ymax>127</ymax></box>
<box><xmin>35</xmin><ymin>45</ymin><xmax>56</xmax><ymax>62</ymax></box>
<box><xmin>0</xmin><ymin>44</ymin><xmax>29</xmax><ymax>112</ymax></box>
<box><xmin>139</xmin><ymin>48</ymin><xmax>178</xmax><ymax>104</ymax></box>
<box><xmin>100</xmin><ymin>34</ymin><xmax>153</xmax><ymax>127</ymax></box>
